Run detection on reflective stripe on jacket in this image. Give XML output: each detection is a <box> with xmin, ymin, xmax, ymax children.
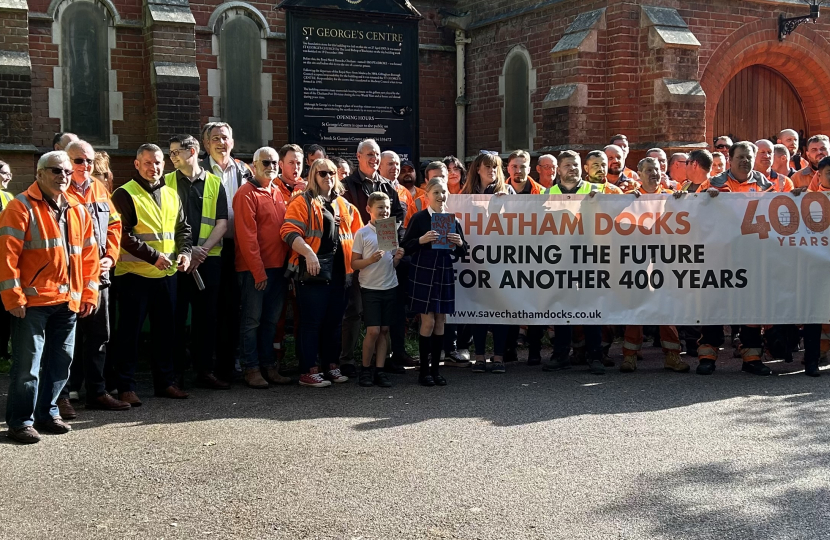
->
<box><xmin>0</xmin><ymin>182</ymin><xmax>100</xmax><ymax>311</ymax></box>
<box><xmin>66</xmin><ymin>179</ymin><xmax>121</xmax><ymax>262</ymax></box>
<box><xmin>164</xmin><ymin>171</ymin><xmax>223</xmax><ymax>257</ymax></box>
<box><xmin>281</xmin><ymin>192</ymin><xmax>363</xmax><ymax>277</ymax></box>
<box><xmin>545</xmin><ymin>181</ymin><xmax>602</xmax><ymax>195</ymax></box>
<box><xmin>115</xmin><ymin>180</ymin><xmax>179</xmax><ymax>278</ymax></box>
<box><xmin>0</xmin><ymin>190</ymin><xmax>13</xmax><ymax>210</ymax></box>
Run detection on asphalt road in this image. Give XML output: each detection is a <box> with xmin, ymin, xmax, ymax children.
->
<box><xmin>1</xmin><ymin>344</ymin><xmax>828</xmax><ymax>540</ymax></box>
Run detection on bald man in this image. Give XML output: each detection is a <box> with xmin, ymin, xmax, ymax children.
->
<box><xmin>536</xmin><ymin>154</ymin><xmax>557</xmax><ymax>189</ymax></box>
<box><xmin>754</xmin><ymin>139</ymin><xmax>794</xmax><ymax>192</ymax></box>
<box><xmin>604</xmin><ymin>145</ymin><xmax>639</xmax><ymax>193</ymax></box>
<box><xmin>667</xmin><ymin>153</ymin><xmax>688</xmax><ymax>184</ymax></box>
<box><xmin>609</xmin><ymin>134</ymin><xmax>640</xmax><ymax>181</ymax></box>
<box><xmin>777</xmin><ymin>128</ymin><xmax>802</xmax><ymax>172</ymax></box>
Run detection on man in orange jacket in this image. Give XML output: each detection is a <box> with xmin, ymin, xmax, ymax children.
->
<box><xmin>56</xmin><ymin>140</ymin><xmax>130</xmax><ymax>418</ymax></box>
<box><xmin>1</xmin><ymin>150</ymin><xmax>100</xmax><ymax>444</ymax></box>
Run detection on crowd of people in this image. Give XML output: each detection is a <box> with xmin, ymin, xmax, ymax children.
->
<box><xmin>0</xmin><ymin>124</ymin><xmax>826</xmax><ymax>445</ymax></box>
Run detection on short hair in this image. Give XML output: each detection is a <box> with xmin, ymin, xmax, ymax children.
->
<box><xmin>305</xmin><ymin>144</ymin><xmax>327</xmax><ymax>158</ymax></box>
<box><xmin>806</xmin><ymin>134</ymin><xmax>830</xmax><ymax>148</ymax></box>
<box><xmin>777</xmin><ymin>128</ymin><xmax>799</xmax><ymax>140</ymax></box>
<box><xmin>729</xmin><ymin>141</ymin><xmax>757</xmax><ymax>159</ymax></box>
<box><xmin>52</xmin><ymin>132</ymin><xmax>77</xmax><ymax>149</ymax></box>
<box><xmin>773</xmin><ymin>144</ymin><xmax>790</xmax><ymax>159</ymax></box>
<box><xmin>37</xmin><ymin>150</ymin><xmax>68</xmax><ymax>170</ymax></box>
<box><xmin>558</xmin><ymin>150</ymin><xmax>580</xmax><ymax>163</ymax></box>
<box><xmin>169</xmin><ymin>134</ymin><xmax>200</xmax><ymax>153</ymax></box>
<box><xmin>357</xmin><ymin>139</ymin><xmax>380</xmax><ymax>154</ymax></box>
<box><xmin>204</xmin><ymin>122</ymin><xmax>233</xmax><ymax>140</ymax></box>
<box><xmin>278</xmin><ymin>144</ymin><xmax>303</xmax><ymax>161</ymax></box>
<box><xmin>425</xmin><ymin>176</ymin><xmax>448</xmax><ymax>194</ymax></box>
<box><xmin>0</xmin><ymin>160</ymin><xmax>8</xmax><ymax>170</ymax></box>
<box><xmin>610</xmin><ymin>134</ymin><xmax>628</xmax><ymax>145</ymax></box>
<box><xmin>637</xmin><ymin>157</ymin><xmax>660</xmax><ymax>172</ymax></box>
<box><xmin>754</xmin><ymin>139</ymin><xmax>774</xmax><ymax>150</ymax></box>
<box><xmin>506</xmin><ymin>149</ymin><xmax>530</xmax><ymax>165</ymax></box>
<box><xmin>668</xmin><ymin>153</ymin><xmax>688</xmax><ymax>167</ymax></box>
<box><xmin>712</xmin><ymin>151</ymin><xmax>726</xmax><ymax>161</ymax></box>
<box><xmin>603</xmin><ymin>144</ymin><xmax>624</xmax><ymax>156</ymax></box>
<box><xmin>818</xmin><ymin>156</ymin><xmax>830</xmax><ymax>172</ymax></box>
<box><xmin>687</xmin><ymin>149</ymin><xmax>713</xmax><ymax>171</ymax></box>
<box><xmin>332</xmin><ymin>156</ymin><xmax>351</xmax><ymax>169</ymax></box>
<box><xmin>253</xmin><ymin>147</ymin><xmax>278</xmax><ymax>162</ymax></box>
<box><xmin>136</xmin><ymin>143</ymin><xmax>162</xmax><ymax>159</ymax></box>
<box><xmin>424</xmin><ymin>161</ymin><xmax>448</xmax><ymax>179</ymax></box>
<box><xmin>367</xmin><ymin>191</ymin><xmax>390</xmax><ymax>207</ymax></box>
<box><xmin>65</xmin><ymin>139</ymin><xmax>93</xmax><ymax>155</ymax></box>
<box><xmin>646</xmin><ymin>148</ymin><xmax>667</xmax><ymax>158</ymax></box>
<box><xmin>380</xmin><ymin>150</ymin><xmax>400</xmax><ymax>162</ymax></box>
<box><xmin>537</xmin><ymin>154</ymin><xmax>557</xmax><ymax>164</ymax></box>
<box><xmin>585</xmin><ymin>150</ymin><xmax>606</xmax><ymax>162</ymax></box>
<box><xmin>715</xmin><ymin>135</ymin><xmax>734</xmax><ymax>145</ymax></box>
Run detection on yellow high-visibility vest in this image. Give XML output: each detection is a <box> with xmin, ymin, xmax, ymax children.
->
<box><xmin>115</xmin><ymin>180</ymin><xmax>179</xmax><ymax>278</ymax></box>
<box><xmin>164</xmin><ymin>171</ymin><xmax>223</xmax><ymax>256</ymax></box>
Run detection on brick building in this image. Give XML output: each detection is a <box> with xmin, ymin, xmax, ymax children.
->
<box><xmin>0</xmin><ymin>0</ymin><xmax>827</xmax><ymax>190</ymax></box>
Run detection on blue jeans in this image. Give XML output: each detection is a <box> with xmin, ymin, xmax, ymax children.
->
<box><xmin>296</xmin><ymin>281</ymin><xmax>348</xmax><ymax>372</ymax></box>
<box><xmin>238</xmin><ymin>268</ymin><xmax>286</xmax><ymax>370</ymax></box>
<box><xmin>6</xmin><ymin>303</ymin><xmax>77</xmax><ymax>429</ymax></box>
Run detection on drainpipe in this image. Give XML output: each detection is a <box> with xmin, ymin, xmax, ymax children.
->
<box><xmin>455</xmin><ymin>29</ymin><xmax>470</xmax><ymax>160</ymax></box>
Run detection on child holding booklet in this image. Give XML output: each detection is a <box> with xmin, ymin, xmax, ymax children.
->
<box><xmin>351</xmin><ymin>192</ymin><xmax>405</xmax><ymax>387</ymax></box>
<box><xmin>401</xmin><ymin>177</ymin><xmax>468</xmax><ymax>386</ymax></box>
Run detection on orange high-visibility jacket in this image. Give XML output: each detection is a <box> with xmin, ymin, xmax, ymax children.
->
<box><xmin>281</xmin><ymin>192</ymin><xmax>363</xmax><ymax>277</ymax></box>
<box><xmin>0</xmin><ymin>182</ymin><xmax>100</xmax><ymax>312</ymax></box>
<box><xmin>395</xmin><ymin>185</ymin><xmax>417</xmax><ymax>228</ymax></box>
<box><xmin>66</xmin><ymin>178</ymin><xmax>121</xmax><ymax>262</ymax></box>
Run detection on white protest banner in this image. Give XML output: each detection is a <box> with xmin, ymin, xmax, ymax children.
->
<box><xmin>446</xmin><ymin>192</ymin><xmax>830</xmax><ymax>325</ymax></box>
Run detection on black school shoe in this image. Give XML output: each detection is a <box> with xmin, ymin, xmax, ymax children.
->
<box><xmin>374</xmin><ymin>371</ymin><xmax>393</xmax><ymax>388</ymax></box>
<box><xmin>339</xmin><ymin>364</ymin><xmax>358</xmax><ymax>378</ymax></box>
<box><xmin>419</xmin><ymin>375</ymin><xmax>435</xmax><ymax>387</ymax></box>
<box><xmin>359</xmin><ymin>367</ymin><xmax>374</xmax><ymax>387</ymax></box>
<box><xmin>805</xmin><ymin>358</ymin><xmax>821</xmax><ymax>377</ymax></box>
<box><xmin>696</xmin><ymin>359</ymin><xmax>716</xmax><ymax>375</ymax></box>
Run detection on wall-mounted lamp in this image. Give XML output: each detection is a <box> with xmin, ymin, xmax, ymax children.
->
<box><xmin>779</xmin><ymin>0</ymin><xmax>823</xmax><ymax>41</ymax></box>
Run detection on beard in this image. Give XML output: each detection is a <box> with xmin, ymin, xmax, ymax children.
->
<box><xmin>608</xmin><ymin>165</ymin><xmax>622</xmax><ymax>175</ymax></box>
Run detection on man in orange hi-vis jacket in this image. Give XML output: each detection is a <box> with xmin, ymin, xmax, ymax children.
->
<box><xmin>1</xmin><ymin>150</ymin><xmax>100</xmax><ymax>444</ymax></box>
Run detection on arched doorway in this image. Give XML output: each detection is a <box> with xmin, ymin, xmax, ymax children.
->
<box><xmin>713</xmin><ymin>65</ymin><xmax>808</xmax><ymax>143</ymax></box>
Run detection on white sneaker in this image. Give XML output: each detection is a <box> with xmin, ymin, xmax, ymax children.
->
<box><xmin>299</xmin><ymin>373</ymin><xmax>332</xmax><ymax>387</ymax></box>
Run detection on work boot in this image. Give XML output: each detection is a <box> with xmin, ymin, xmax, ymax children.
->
<box><xmin>359</xmin><ymin>366</ymin><xmax>374</xmax><ymax>387</ymax></box>
<box><xmin>805</xmin><ymin>358</ymin><xmax>821</xmax><ymax>377</ymax></box>
<box><xmin>588</xmin><ymin>358</ymin><xmax>605</xmax><ymax>375</ymax></box>
<box><xmin>741</xmin><ymin>360</ymin><xmax>772</xmax><ymax>376</ymax></box>
<box><xmin>57</xmin><ymin>398</ymin><xmax>77</xmax><ymax>420</ymax></box>
<box><xmin>244</xmin><ymin>368</ymin><xmax>269</xmax><ymax>389</ymax></box>
<box><xmin>664</xmin><ymin>351</ymin><xmax>691</xmax><ymax>373</ymax></box>
<box><xmin>619</xmin><ymin>354</ymin><xmax>637</xmax><ymax>373</ymax></box>
<box><xmin>262</xmin><ymin>366</ymin><xmax>291</xmax><ymax>385</ymax></box>
<box><xmin>696</xmin><ymin>359</ymin><xmax>716</xmax><ymax>375</ymax></box>
<box><xmin>542</xmin><ymin>354</ymin><xmax>571</xmax><ymax>371</ymax></box>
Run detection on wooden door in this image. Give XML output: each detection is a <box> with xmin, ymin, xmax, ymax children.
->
<box><xmin>713</xmin><ymin>65</ymin><xmax>808</xmax><ymax>143</ymax></box>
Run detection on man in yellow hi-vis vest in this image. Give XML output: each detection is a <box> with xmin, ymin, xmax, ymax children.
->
<box><xmin>167</xmin><ymin>134</ymin><xmax>230</xmax><ymax>390</ymax></box>
<box><xmin>111</xmin><ymin>143</ymin><xmax>192</xmax><ymax>406</ymax></box>
<box><xmin>0</xmin><ymin>159</ymin><xmax>14</xmax><ymax>375</ymax></box>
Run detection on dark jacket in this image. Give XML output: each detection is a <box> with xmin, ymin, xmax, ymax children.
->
<box><xmin>199</xmin><ymin>156</ymin><xmax>253</xmax><ymax>189</ymax></box>
<box><xmin>341</xmin><ymin>169</ymin><xmax>405</xmax><ymax>237</ymax></box>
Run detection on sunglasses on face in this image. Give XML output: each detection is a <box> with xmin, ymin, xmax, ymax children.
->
<box><xmin>317</xmin><ymin>170</ymin><xmax>336</xmax><ymax>178</ymax></box>
<box><xmin>46</xmin><ymin>167</ymin><xmax>72</xmax><ymax>177</ymax></box>
<box><xmin>259</xmin><ymin>160</ymin><xmax>279</xmax><ymax>168</ymax></box>
<box><xmin>715</xmin><ymin>144</ymin><xmax>731</xmax><ymax>150</ymax></box>
<box><xmin>73</xmin><ymin>158</ymin><xmax>94</xmax><ymax>165</ymax></box>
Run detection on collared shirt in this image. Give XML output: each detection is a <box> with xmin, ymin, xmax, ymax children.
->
<box><xmin>358</xmin><ymin>169</ymin><xmax>383</xmax><ymax>197</ymax></box>
<box><xmin>72</xmin><ymin>178</ymin><xmax>91</xmax><ymax>197</ymax></box>
<box><xmin>172</xmin><ymin>169</ymin><xmax>228</xmax><ymax>249</ymax></box>
<box><xmin>210</xmin><ymin>156</ymin><xmax>241</xmax><ymax>239</ymax></box>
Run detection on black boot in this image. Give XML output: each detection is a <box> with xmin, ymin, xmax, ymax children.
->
<box><xmin>358</xmin><ymin>366</ymin><xmax>374</xmax><ymax>387</ymax></box>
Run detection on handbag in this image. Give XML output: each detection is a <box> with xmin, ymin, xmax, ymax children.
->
<box><xmin>299</xmin><ymin>252</ymin><xmax>334</xmax><ymax>284</ymax></box>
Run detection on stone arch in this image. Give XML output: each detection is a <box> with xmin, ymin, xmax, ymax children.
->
<box><xmin>701</xmin><ymin>19</ymin><xmax>830</xmax><ymax>146</ymax></box>
<box><xmin>499</xmin><ymin>45</ymin><xmax>537</xmax><ymax>153</ymax></box>
<box><xmin>47</xmin><ymin>0</ymin><xmax>121</xmax><ymax>25</ymax></box>
<box><xmin>208</xmin><ymin>2</ymin><xmax>270</xmax><ymax>38</ymax></box>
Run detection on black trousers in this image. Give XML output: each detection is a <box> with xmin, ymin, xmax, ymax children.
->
<box><xmin>62</xmin><ymin>287</ymin><xmax>110</xmax><ymax>401</ymax></box>
<box><xmin>444</xmin><ymin>323</ymin><xmax>473</xmax><ymax>353</ymax></box>
<box><xmin>175</xmin><ymin>256</ymin><xmax>221</xmax><ymax>379</ymax></box>
<box><xmin>803</xmin><ymin>324</ymin><xmax>822</xmax><ymax>363</ymax></box>
<box><xmin>0</xmin><ymin>307</ymin><xmax>9</xmax><ymax>358</ymax></box>
<box><xmin>390</xmin><ymin>260</ymin><xmax>409</xmax><ymax>356</ymax></box>
<box><xmin>215</xmin><ymin>239</ymin><xmax>240</xmax><ymax>381</ymax></box>
<box><xmin>116</xmin><ymin>273</ymin><xmax>177</xmax><ymax>393</ymax></box>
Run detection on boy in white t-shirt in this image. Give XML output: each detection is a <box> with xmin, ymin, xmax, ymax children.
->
<box><xmin>351</xmin><ymin>192</ymin><xmax>405</xmax><ymax>387</ymax></box>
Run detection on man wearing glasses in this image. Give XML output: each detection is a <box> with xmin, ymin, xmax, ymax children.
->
<box><xmin>713</xmin><ymin>136</ymin><xmax>733</xmax><ymax>162</ymax></box>
<box><xmin>232</xmin><ymin>147</ymin><xmax>290</xmax><ymax>389</ymax></box>
<box><xmin>668</xmin><ymin>153</ymin><xmax>688</xmax><ymax>186</ymax></box>
<box><xmin>535</xmin><ymin>154</ymin><xmax>557</xmax><ymax>189</ymax></box>
<box><xmin>55</xmin><ymin>140</ymin><xmax>130</xmax><ymax>418</ymax></box>
<box><xmin>0</xmin><ymin>151</ymin><xmax>100</xmax><ymax>443</ymax></box>
<box><xmin>167</xmin><ymin>134</ymin><xmax>230</xmax><ymax>391</ymax></box>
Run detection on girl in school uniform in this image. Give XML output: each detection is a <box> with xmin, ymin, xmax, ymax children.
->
<box><xmin>401</xmin><ymin>176</ymin><xmax>468</xmax><ymax>386</ymax></box>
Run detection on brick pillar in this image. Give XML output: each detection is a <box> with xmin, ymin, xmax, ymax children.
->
<box><xmin>143</xmin><ymin>0</ymin><xmax>200</xmax><ymax>145</ymax></box>
<box><xmin>0</xmin><ymin>0</ymin><xmax>37</xmax><ymax>191</ymax></box>
<box><xmin>638</xmin><ymin>5</ymin><xmax>706</xmax><ymax>150</ymax></box>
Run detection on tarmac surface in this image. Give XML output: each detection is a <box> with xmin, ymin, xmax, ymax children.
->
<box><xmin>1</xmin><ymin>343</ymin><xmax>829</xmax><ymax>540</ymax></box>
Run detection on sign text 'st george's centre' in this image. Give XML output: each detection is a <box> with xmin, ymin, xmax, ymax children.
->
<box><xmin>283</xmin><ymin>1</ymin><xmax>420</xmax><ymax>163</ymax></box>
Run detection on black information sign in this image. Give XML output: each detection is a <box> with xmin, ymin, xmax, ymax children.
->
<box><xmin>285</xmin><ymin>8</ymin><xmax>420</xmax><ymax>163</ymax></box>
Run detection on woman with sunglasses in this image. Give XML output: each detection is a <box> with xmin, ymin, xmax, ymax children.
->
<box><xmin>281</xmin><ymin>158</ymin><xmax>363</xmax><ymax>388</ymax></box>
